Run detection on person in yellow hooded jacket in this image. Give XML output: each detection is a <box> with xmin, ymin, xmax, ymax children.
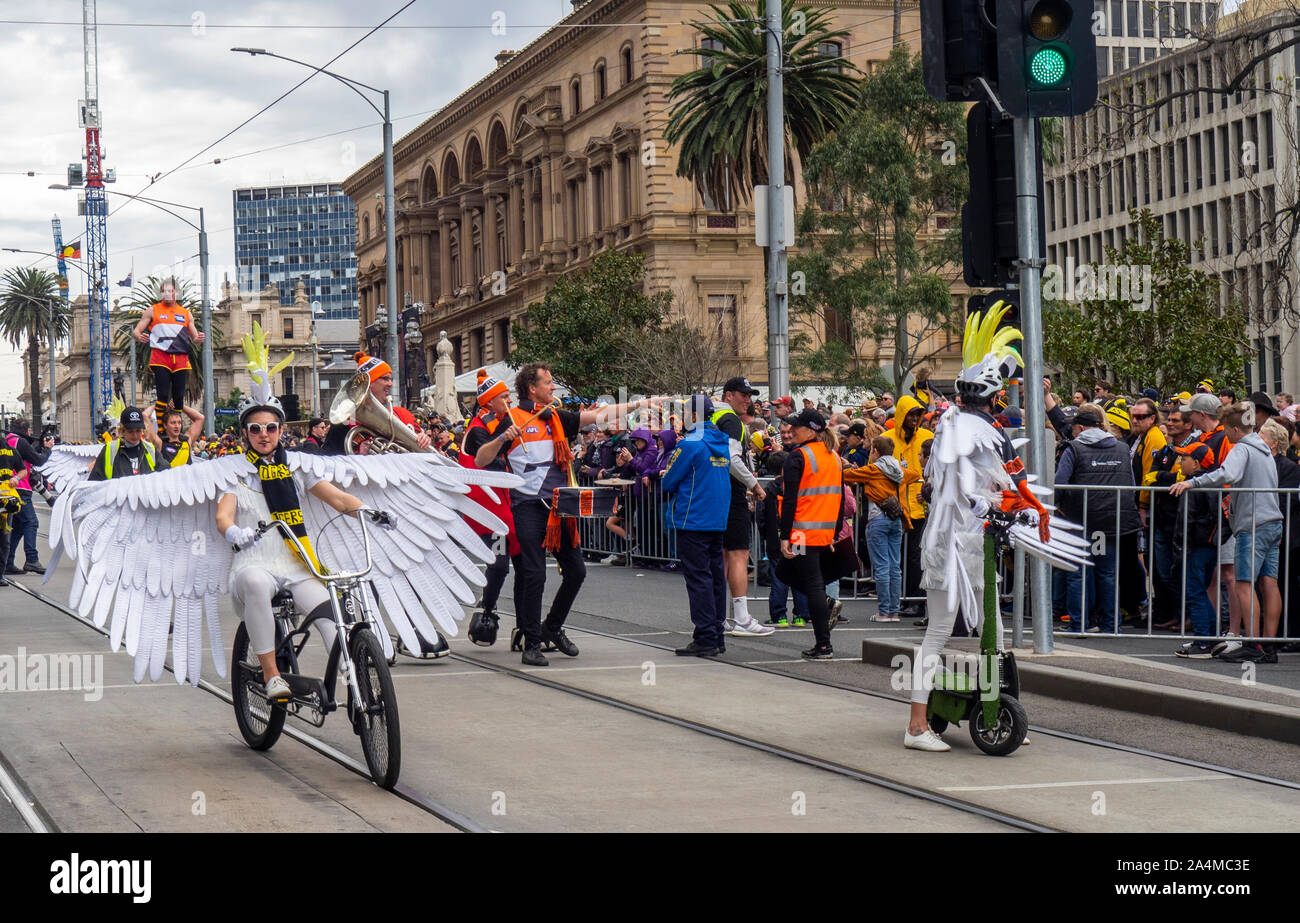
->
<box><xmin>886</xmin><ymin>394</ymin><xmax>934</xmax><ymax>618</ymax></box>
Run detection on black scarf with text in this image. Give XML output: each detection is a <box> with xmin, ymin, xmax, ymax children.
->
<box><xmin>246</xmin><ymin>447</ymin><xmax>323</xmax><ymax>572</ymax></box>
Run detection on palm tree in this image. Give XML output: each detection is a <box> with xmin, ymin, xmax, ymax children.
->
<box><xmin>112</xmin><ymin>275</ymin><xmax>221</xmax><ymax>404</ymax></box>
<box><xmin>0</xmin><ymin>267</ymin><xmax>70</xmax><ymax>432</ymax></box>
<box><xmin>665</xmin><ymin>1</ymin><xmax>861</xmax><ymax>210</ymax></box>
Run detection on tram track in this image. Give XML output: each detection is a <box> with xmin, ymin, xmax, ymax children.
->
<box><xmin>552</xmin><ymin>617</ymin><xmax>1300</xmax><ymax>794</ymax></box>
<box><xmin>7</xmin><ymin>580</ymin><xmax>489</xmax><ymax>834</ymax></box>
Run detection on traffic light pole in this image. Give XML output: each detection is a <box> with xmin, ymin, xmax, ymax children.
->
<box><xmin>1012</xmin><ymin>116</ymin><xmax>1053</xmax><ymax>655</ymax></box>
<box><xmin>765</xmin><ymin>0</ymin><xmax>789</xmax><ymax>400</ymax></box>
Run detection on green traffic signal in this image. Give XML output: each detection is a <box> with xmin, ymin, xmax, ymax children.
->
<box><xmin>1029</xmin><ymin>45</ymin><xmax>1068</xmax><ymax>86</ymax></box>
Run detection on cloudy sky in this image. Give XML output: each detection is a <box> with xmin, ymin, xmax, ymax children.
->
<box><xmin>0</xmin><ymin>0</ymin><xmax>579</xmax><ymax>405</ymax></box>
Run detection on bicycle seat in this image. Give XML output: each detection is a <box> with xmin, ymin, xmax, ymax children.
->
<box><xmin>270</xmin><ymin>590</ymin><xmax>294</xmax><ymax>609</ymax></box>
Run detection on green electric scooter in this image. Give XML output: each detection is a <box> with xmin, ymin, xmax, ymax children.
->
<box><xmin>925</xmin><ymin>513</ymin><xmax>1029</xmax><ymax>756</ymax></box>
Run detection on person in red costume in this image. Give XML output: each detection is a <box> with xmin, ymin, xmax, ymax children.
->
<box><xmin>459</xmin><ymin>370</ymin><xmax>522</xmax><ymax>646</ymax></box>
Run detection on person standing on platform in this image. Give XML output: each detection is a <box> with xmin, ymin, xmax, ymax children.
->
<box><xmin>662</xmin><ymin>396</ymin><xmax>732</xmax><ymax>656</ymax></box>
<box><xmin>143</xmin><ymin>404</ymin><xmax>204</xmax><ymax>468</ymax></box>
<box><xmin>132</xmin><ymin>277</ymin><xmax>205</xmax><ymax>417</ymax></box>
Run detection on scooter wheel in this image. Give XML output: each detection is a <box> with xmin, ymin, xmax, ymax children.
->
<box><xmin>969</xmin><ymin>694</ymin><xmax>1028</xmax><ymax>756</ymax></box>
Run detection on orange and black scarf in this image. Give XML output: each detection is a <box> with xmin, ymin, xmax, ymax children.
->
<box><xmin>529</xmin><ymin>404</ymin><xmax>580</xmax><ymax>552</ymax></box>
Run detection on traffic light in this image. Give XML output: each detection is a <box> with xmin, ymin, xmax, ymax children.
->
<box><xmin>279</xmin><ymin>393</ymin><xmax>300</xmax><ymax>422</ymax></box>
<box><xmin>962</xmin><ymin>102</ymin><xmax>1044</xmax><ymax>288</ymax></box>
<box><xmin>996</xmin><ymin>0</ymin><xmax>1098</xmax><ymax>117</ymax></box>
<box><xmin>920</xmin><ymin>0</ymin><xmax>998</xmax><ymax>102</ymax></box>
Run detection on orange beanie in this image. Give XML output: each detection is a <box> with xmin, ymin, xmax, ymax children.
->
<box><xmin>355</xmin><ymin>351</ymin><xmax>393</xmax><ymax>382</ymax></box>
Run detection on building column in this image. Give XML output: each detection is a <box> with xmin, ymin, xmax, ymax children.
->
<box><xmin>484</xmin><ymin>195</ymin><xmax>501</xmax><ymax>275</ymax></box>
<box><xmin>539</xmin><ymin>155</ymin><xmax>554</xmax><ymax>248</ymax></box>
<box><xmin>461</xmin><ymin>205</ymin><xmax>475</xmax><ymax>288</ymax></box>
<box><xmin>439</xmin><ymin>224</ymin><xmax>453</xmax><ymax>300</ymax></box>
<box><xmin>509</xmin><ymin>182</ymin><xmax>524</xmax><ymax>262</ymax></box>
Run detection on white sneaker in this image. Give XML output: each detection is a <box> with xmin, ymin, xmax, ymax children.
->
<box><xmin>1213</xmin><ymin>633</ymin><xmax>1242</xmax><ymax>657</ymax></box>
<box><xmin>599</xmin><ymin>553</ymin><xmax>619</xmax><ymax>564</ymax></box>
<box><xmin>904</xmin><ymin>728</ymin><xmax>951</xmax><ymax>752</ymax></box>
<box><xmin>265</xmin><ymin>675</ymin><xmax>291</xmax><ymax>701</ymax></box>
<box><xmin>726</xmin><ymin>617</ymin><xmax>775</xmax><ymax>637</ymax></box>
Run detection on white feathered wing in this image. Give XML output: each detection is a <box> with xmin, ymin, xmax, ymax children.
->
<box><xmin>291</xmin><ymin>451</ymin><xmax>520</xmax><ymax>658</ymax></box>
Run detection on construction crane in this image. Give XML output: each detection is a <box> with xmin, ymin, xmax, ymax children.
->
<box><xmin>81</xmin><ymin>0</ymin><xmax>110</xmax><ymax>429</ymax></box>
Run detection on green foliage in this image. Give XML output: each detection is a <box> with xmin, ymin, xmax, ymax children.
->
<box><xmin>665</xmin><ymin>1</ymin><xmax>861</xmax><ymax>209</ymax></box>
<box><xmin>112</xmin><ymin>275</ymin><xmax>221</xmax><ymax>399</ymax></box>
<box><xmin>0</xmin><ymin>266</ymin><xmax>71</xmax><ymax>431</ymax></box>
<box><xmin>508</xmin><ymin>249</ymin><xmax>672</xmax><ymax>395</ymax></box>
<box><xmin>1042</xmin><ymin>209</ymin><xmax>1251</xmax><ymax>395</ymax></box>
<box><xmin>790</xmin><ymin>45</ymin><xmax>967</xmax><ymax>393</ymax></box>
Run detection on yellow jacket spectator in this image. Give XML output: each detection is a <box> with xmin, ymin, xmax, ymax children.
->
<box><xmin>1129</xmin><ymin>398</ymin><xmax>1167</xmax><ymax>509</ymax></box>
<box><xmin>885</xmin><ymin>394</ymin><xmax>933</xmax><ymax>521</ymax></box>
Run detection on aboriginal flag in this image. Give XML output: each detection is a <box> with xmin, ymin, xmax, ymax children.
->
<box><xmin>59</xmin><ymin>242</ymin><xmax>81</xmax><ymax>259</ymax></box>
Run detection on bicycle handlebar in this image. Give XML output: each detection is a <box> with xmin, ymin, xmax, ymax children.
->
<box><xmin>251</xmin><ymin>507</ymin><xmax>394</xmax><ymax>582</ymax></box>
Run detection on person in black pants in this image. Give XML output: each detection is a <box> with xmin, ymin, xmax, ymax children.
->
<box><xmin>4</xmin><ymin>419</ymin><xmax>51</xmax><ymax>576</ymax></box>
<box><xmin>505</xmin><ymin>363</ymin><xmax>662</xmax><ymax>665</ymax></box>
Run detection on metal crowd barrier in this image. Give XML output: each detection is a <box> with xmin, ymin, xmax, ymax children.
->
<box><xmin>1036</xmin><ymin>482</ymin><xmax>1300</xmax><ymax>643</ymax></box>
<box><xmin>570</xmin><ymin>466</ymin><xmax>1300</xmax><ymax>644</ymax></box>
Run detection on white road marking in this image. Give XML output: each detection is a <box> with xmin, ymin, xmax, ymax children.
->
<box><xmin>940</xmin><ymin>774</ymin><xmax>1229</xmax><ymax>792</ymax></box>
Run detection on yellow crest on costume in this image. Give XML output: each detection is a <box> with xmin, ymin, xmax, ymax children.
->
<box><xmin>241</xmin><ymin>321</ymin><xmax>295</xmax><ymax>393</ymax></box>
<box><xmin>962</xmin><ymin>300</ymin><xmax>1023</xmax><ymax>371</ymax></box>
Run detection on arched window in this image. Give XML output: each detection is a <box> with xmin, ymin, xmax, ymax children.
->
<box><xmin>595</xmin><ymin>61</ymin><xmax>607</xmax><ymax>100</ymax></box>
<box><xmin>621</xmin><ymin>43</ymin><xmax>633</xmax><ymax>85</ymax></box>
<box><xmin>571</xmin><ymin>77</ymin><xmax>582</xmax><ymax>115</ymax></box>
<box><xmin>362</xmin><ymin>213</ymin><xmax>370</xmax><ymax>241</ymax></box>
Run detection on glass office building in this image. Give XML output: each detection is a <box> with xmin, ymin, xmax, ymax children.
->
<box><xmin>233</xmin><ymin>183</ymin><xmax>358</xmax><ymax>319</ymax></box>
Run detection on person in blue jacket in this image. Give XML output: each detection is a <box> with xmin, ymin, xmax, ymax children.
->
<box><xmin>661</xmin><ymin>395</ymin><xmax>733</xmax><ymax>656</ymax></box>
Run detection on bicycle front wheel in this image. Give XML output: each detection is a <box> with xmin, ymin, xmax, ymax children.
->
<box><xmin>349</xmin><ymin>627</ymin><xmax>401</xmax><ymax>788</ymax></box>
<box><xmin>232</xmin><ymin>622</ymin><xmax>286</xmax><ymax>751</ymax></box>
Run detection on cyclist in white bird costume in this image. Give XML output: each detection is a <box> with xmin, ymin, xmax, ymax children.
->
<box><xmin>40</xmin><ymin>322</ymin><xmax>521</xmax><ymax>687</ymax></box>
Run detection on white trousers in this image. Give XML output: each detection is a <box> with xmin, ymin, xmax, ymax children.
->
<box><xmin>910</xmin><ymin>587</ymin><xmax>1004</xmax><ymax>704</ymax></box>
<box><xmin>230</xmin><ymin>566</ymin><xmax>334</xmax><ymax>656</ymax></box>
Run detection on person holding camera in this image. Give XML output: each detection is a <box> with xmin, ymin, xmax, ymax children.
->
<box><xmin>5</xmin><ymin>418</ymin><xmax>52</xmax><ymax>576</ymax></box>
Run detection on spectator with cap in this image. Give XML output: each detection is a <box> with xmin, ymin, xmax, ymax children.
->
<box><xmin>775</xmin><ymin>408</ymin><xmax>846</xmax><ymax>660</ymax></box>
<box><xmin>88</xmin><ymin>407</ymin><xmax>156</xmax><ymax>480</ymax></box>
<box><xmin>712</xmin><ymin>376</ymin><xmax>774</xmax><ymax>637</ymax></box>
<box><xmin>842</xmin><ymin>423</ymin><xmax>870</xmax><ymax>466</ymax></box>
<box><xmin>1056</xmin><ymin>403</ymin><xmax>1141</xmax><ymax>633</ymax></box>
<box><xmin>1196</xmin><ymin>379</ymin><xmax>1216</xmax><ymax>395</ymax></box>
<box><xmin>1171</xmin><ymin>402</ymin><xmax>1283</xmax><ymax>663</ymax></box>
<box><xmin>300</xmin><ymin>416</ymin><xmax>329</xmax><ymax>453</ymax></box>
<box><xmin>878</xmin><ymin>393</ymin><xmax>895</xmax><ymax>414</ymax></box>
<box><xmin>662</xmin><ymin>395</ymin><xmax>733</xmax><ymax>656</ymax></box>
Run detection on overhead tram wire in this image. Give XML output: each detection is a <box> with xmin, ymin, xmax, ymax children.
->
<box><xmin>105</xmin><ymin>0</ymin><xmax>419</xmax><ymax>224</ymax></box>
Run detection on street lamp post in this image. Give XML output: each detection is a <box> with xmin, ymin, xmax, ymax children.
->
<box><xmin>231</xmin><ymin>47</ymin><xmax>399</xmax><ymax>403</ymax></box>
<box><xmin>310</xmin><ymin>300</ymin><xmax>322</xmax><ymax>416</ymax></box>
<box><xmin>47</xmin><ymin>185</ymin><xmax>213</xmax><ymax>435</ymax></box>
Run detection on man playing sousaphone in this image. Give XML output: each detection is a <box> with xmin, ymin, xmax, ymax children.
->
<box><xmin>505</xmin><ymin>363</ymin><xmax>663</xmax><ymax>665</ymax></box>
<box><xmin>322</xmin><ymin>351</ymin><xmax>448</xmax><ymax>659</ymax></box>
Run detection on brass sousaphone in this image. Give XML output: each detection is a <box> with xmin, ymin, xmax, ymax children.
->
<box><xmin>328</xmin><ymin>371</ymin><xmax>430</xmax><ymax>454</ymax></box>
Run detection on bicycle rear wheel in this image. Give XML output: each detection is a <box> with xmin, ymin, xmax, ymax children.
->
<box><xmin>232</xmin><ymin>622</ymin><xmax>286</xmax><ymax>750</ymax></box>
<box><xmin>349</xmin><ymin>627</ymin><xmax>401</xmax><ymax>788</ymax></box>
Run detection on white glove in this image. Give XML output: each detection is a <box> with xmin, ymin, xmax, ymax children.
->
<box><xmin>969</xmin><ymin>496</ymin><xmax>991</xmax><ymax>518</ymax></box>
<box><xmin>225</xmin><ymin>525</ymin><xmax>256</xmax><ymax>550</ymax></box>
